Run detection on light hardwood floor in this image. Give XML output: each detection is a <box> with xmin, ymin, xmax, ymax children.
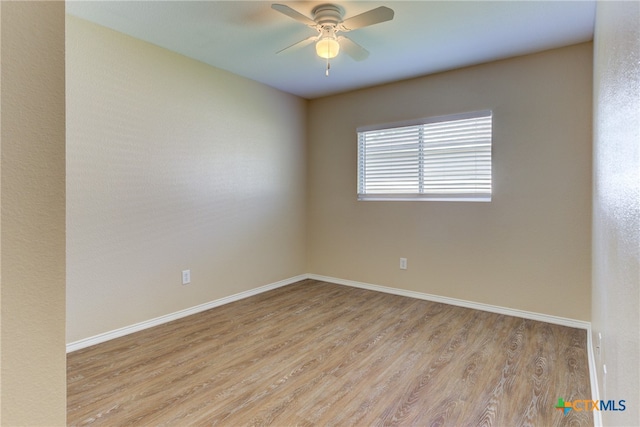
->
<box><xmin>68</xmin><ymin>279</ymin><xmax>592</xmax><ymax>426</ymax></box>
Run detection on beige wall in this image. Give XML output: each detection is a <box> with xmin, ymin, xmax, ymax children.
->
<box><xmin>66</xmin><ymin>17</ymin><xmax>307</xmax><ymax>343</ymax></box>
<box><xmin>0</xmin><ymin>2</ymin><xmax>66</xmax><ymax>425</ymax></box>
<box><xmin>4</xmin><ymin>4</ymin><xmax>635</xmax><ymax>424</ymax></box>
<box><xmin>592</xmin><ymin>1</ymin><xmax>640</xmax><ymax>424</ymax></box>
<box><xmin>308</xmin><ymin>43</ymin><xmax>593</xmax><ymax>321</ymax></box>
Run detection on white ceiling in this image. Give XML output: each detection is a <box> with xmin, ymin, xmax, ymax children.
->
<box><xmin>66</xmin><ymin>1</ymin><xmax>596</xmax><ymax>99</ymax></box>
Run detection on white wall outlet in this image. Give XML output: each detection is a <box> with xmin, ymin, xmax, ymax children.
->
<box><xmin>181</xmin><ymin>269</ymin><xmax>191</xmax><ymax>285</ymax></box>
<box><xmin>400</xmin><ymin>258</ymin><xmax>407</xmax><ymax>270</ymax></box>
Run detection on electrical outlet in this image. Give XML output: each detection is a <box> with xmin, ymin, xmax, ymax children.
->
<box><xmin>182</xmin><ymin>269</ymin><xmax>191</xmax><ymax>285</ymax></box>
<box><xmin>400</xmin><ymin>258</ymin><xmax>407</xmax><ymax>270</ymax></box>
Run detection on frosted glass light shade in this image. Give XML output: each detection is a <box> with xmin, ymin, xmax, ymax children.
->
<box><xmin>316</xmin><ymin>37</ymin><xmax>340</xmax><ymax>59</ymax></box>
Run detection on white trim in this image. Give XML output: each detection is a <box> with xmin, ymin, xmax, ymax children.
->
<box><xmin>67</xmin><ymin>271</ymin><xmax>597</xmax><ymax>425</ymax></box>
<box><xmin>357</xmin><ymin>109</ymin><xmax>493</xmax><ymax>133</ymax></box>
<box><xmin>587</xmin><ymin>327</ymin><xmax>602</xmax><ymax>427</ymax></box>
<box><xmin>69</xmin><ymin>273</ymin><xmax>592</xmax><ymax>353</ymax></box>
<box><xmin>66</xmin><ymin>275</ymin><xmax>307</xmax><ymax>353</ymax></box>
<box><xmin>307</xmin><ymin>274</ymin><xmax>591</xmax><ymax>330</ymax></box>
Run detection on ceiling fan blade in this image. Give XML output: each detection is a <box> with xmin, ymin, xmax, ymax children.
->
<box><xmin>277</xmin><ymin>35</ymin><xmax>318</xmax><ymax>55</ymax></box>
<box><xmin>340</xmin><ymin>6</ymin><xmax>394</xmax><ymax>31</ymax></box>
<box><xmin>338</xmin><ymin>36</ymin><xmax>369</xmax><ymax>61</ymax></box>
<box><xmin>271</xmin><ymin>4</ymin><xmax>317</xmax><ymax>27</ymax></box>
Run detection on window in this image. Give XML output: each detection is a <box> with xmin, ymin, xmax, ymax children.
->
<box><xmin>357</xmin><ymin>110</ymin><xmax>492</xmax><ymax>202</ymax></box>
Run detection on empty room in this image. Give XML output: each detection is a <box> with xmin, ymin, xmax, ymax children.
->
<box><xmin>0</xmin><ymin>1</ymin><xmax>637</xmax><ymax>426</ymax></box>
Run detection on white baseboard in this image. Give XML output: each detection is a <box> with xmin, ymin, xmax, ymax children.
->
<box><xmin>68</xmin><ymin>272</ymin><xmax>591</xmax><ymax>348</ymax></box>
<box><xmin>67</xmin><ymin>272</ymin><xmax>598</xmax><ymax>426</ymax></box>
<box><xmin>308</xmin><ymin>274</ymin><xmax>591</xmax><ymax>330</ymax></box>
<box><xmin>67</xmin><ymin>274</ymin><xmax>602</xmax><ymax>427</ymax></box>
<box><xmin>307</xmin><ymin>274</ymin><xmax>602</xmax><ymax>427</ymax></box>
<box><xmin>587</xmin><ymin>328</ymin><xmax>602</xmax><ymax>427</ymax></box>
<box><xmin>66</xmin><ymin>274</ymin><xmax>308</xmax><ymax>353</ymax></box>
<box><xmin>309</xmin><ymin>274</ymin><xmax>599</xmax><ymax>427</ymax></box>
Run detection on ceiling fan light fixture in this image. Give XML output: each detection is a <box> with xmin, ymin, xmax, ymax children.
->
<box><xmin>316</xmin><ymin>37</ymin><xmax>340</xmax><ymax>59</ymax></box>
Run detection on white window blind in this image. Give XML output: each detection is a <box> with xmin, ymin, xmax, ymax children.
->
<box><xmin>357</xmin><ymin>110</ymin><xmax>492</xmax><ymax>202</ymax></box>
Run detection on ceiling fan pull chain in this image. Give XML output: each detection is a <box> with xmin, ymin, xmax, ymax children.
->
<box><xmin>326</xmin><ymin>57</ymin><xmax>330</xmax><ymax>76</ymax></box>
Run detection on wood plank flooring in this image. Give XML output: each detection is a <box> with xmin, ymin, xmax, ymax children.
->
<box><xmin>68</xmin><ymin>279</ymin><xmax>592</xmax><ymax>426</ymax></box>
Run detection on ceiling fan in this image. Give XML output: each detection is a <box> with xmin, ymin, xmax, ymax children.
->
<box><xmin>271</xmin><ymin>3</ymin><xmax>394</xmax><ymax>75</ymax></box>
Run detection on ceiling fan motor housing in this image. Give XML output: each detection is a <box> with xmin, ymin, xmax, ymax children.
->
<box><xmin>312</xmin><ymin>4</ymin><xmax>344</xmax><ymax>27</ymax></box>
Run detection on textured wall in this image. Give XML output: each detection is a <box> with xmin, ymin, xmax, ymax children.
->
<box><xmin>66</xmin><ymin>17</ymin><xmax>307</xmax><ymax>343</ymax></box>
<box><xmin>592</xmin><ymin>1</ymin><xmax>640</xmax><ymax>424</ymax></box>
<box><xmin>308</xmin><ymin>44</ymin><xmax>593</xmax><ymax>321</ymax></box>
<box><xmin>0</xmin><ymin>2</ymin><xmax>66</xmax><ymax>424</ymax></box>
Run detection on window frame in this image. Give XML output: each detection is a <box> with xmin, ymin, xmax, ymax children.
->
<box><xmin>357</xmin><ymin>110</ymin><xmax>493</xmax><ymax>202</ymax></box>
